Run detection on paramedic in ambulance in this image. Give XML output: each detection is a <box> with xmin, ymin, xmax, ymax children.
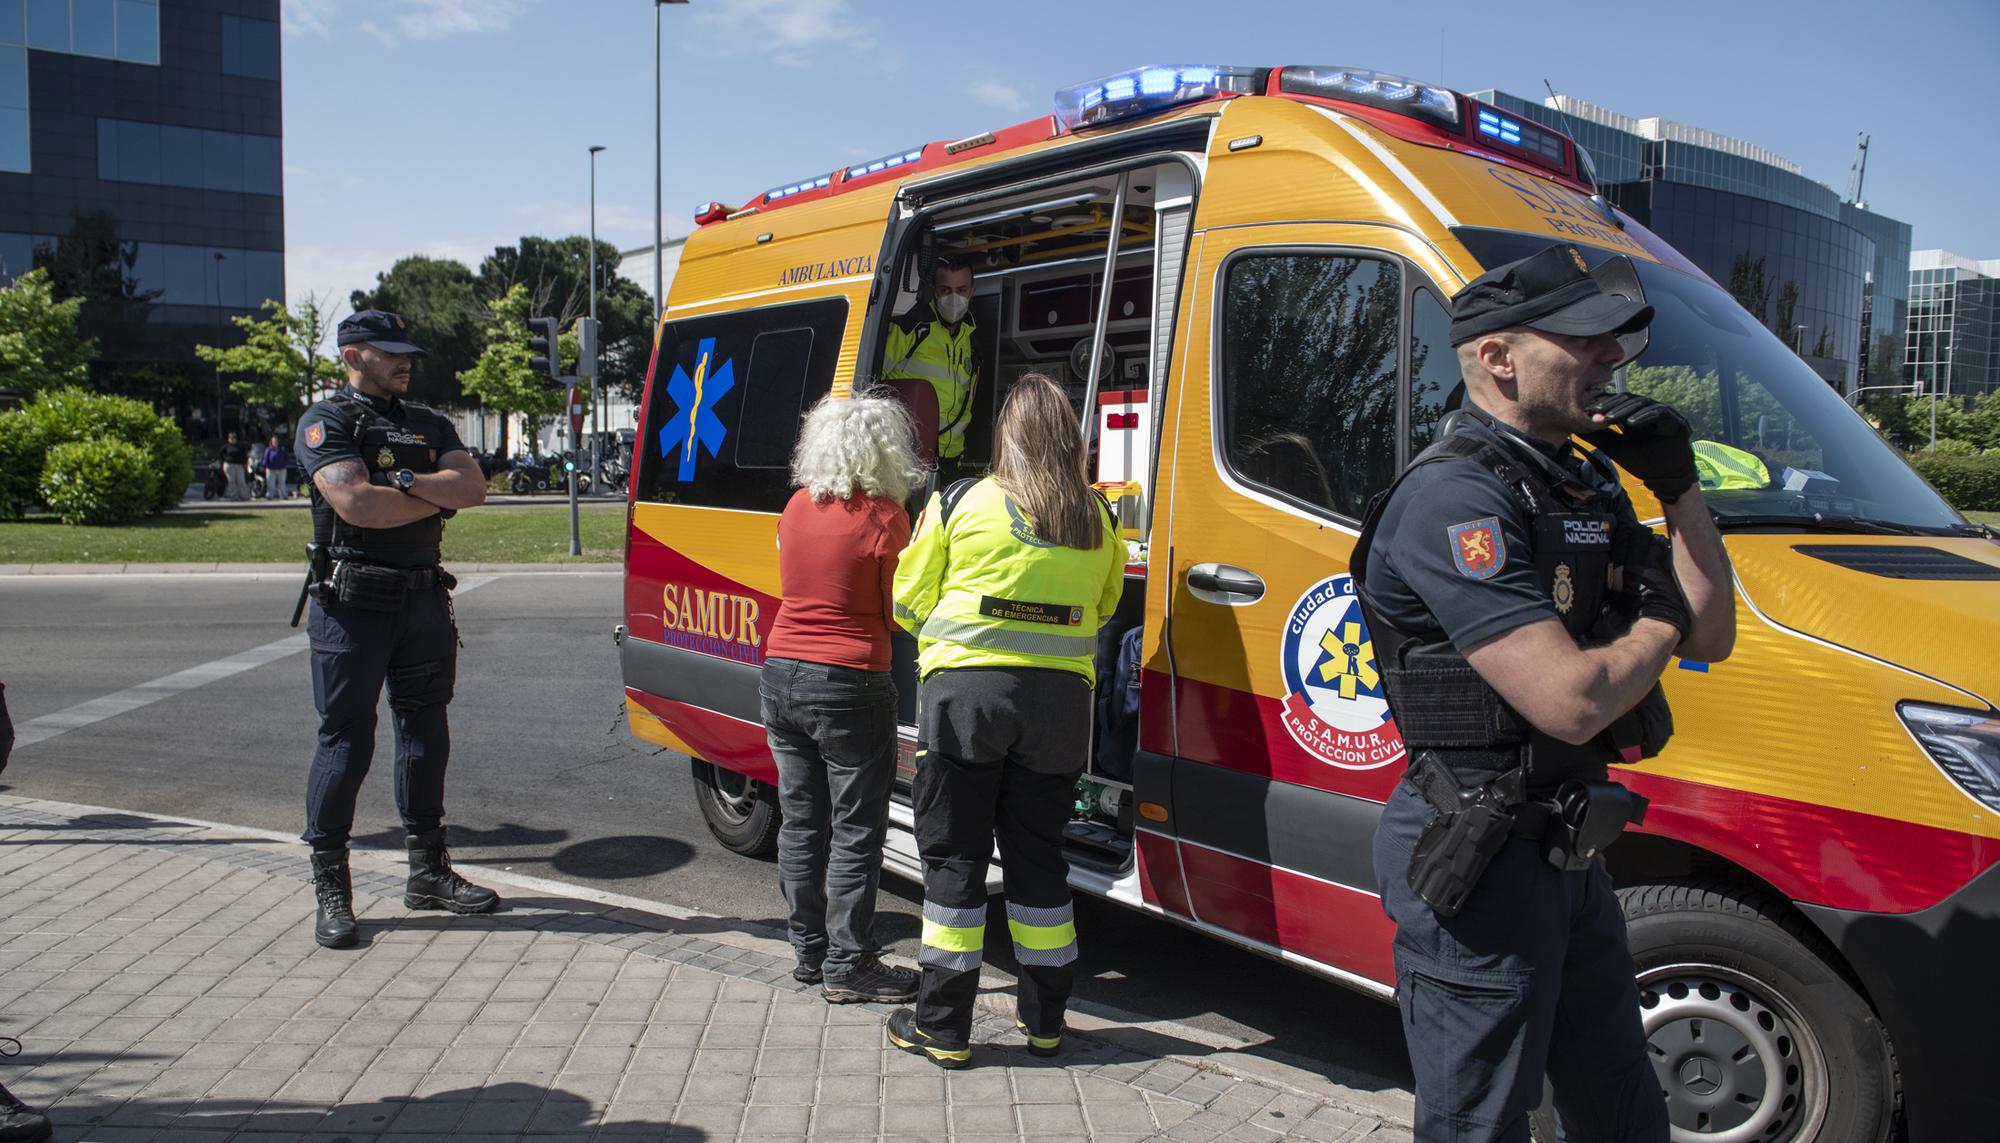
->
<box><xmin>883</xmin><ymin>254</ymin><xmax>980</xmax><ymax>473</ymax></box>
<box><xmin>761</xmin><ymin>391</ymin><xmax>926</xmax><ymax>1005</ymax></box>
<box><xmin>886</xmin><ymin>373</ymin><xmax>1125</xmax><ymax>1069</ymax></box>
<box><xmin>1351</xmin><ymin>243</ymin><xmax>1734</xmax><ymax>1140</ymax></box>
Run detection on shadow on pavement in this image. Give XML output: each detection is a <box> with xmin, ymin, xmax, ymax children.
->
<box><xmin>45</xmin><ymin>1079</ymin><xmax>712</xmax><ymax>1140</ymax></box>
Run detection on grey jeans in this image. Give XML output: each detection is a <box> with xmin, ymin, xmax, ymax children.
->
<box><xmin>759</xmin><ymin>656</ymin><xmax>899</xmax><ymax>973</ymax></box>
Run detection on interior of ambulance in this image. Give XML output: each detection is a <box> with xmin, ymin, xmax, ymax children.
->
<box><xmin>872</xmin><ymin>160</ymin><xmax>1191</xmax><ymax>871</ymax></box>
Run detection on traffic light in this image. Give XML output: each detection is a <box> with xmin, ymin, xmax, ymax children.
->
<box><xmin>576</xmin><ymin>318</ymin><xmax>600</xmax><ymax>379</ymax></box>
<box><xmin>526</xmin><ymin>317</ymin><xmax>560</xmax><ymax>385</ymax></box>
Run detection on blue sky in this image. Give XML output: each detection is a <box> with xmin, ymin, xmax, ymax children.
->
<box><xmin>278</xmin><ymin>0</ymin><xmax>2000</xmax><ymax>311</ymax></box>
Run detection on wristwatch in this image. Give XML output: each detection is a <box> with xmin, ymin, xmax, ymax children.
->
<box><xmin>392</xmin><ymin>468</ymin><xmax>417</xmax><ymax>493</ymax></box>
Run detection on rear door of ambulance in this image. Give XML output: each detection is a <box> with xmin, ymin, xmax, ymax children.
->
<box><xmin>1154</xmin><ymin>221</ymin><xmax>1467</xmax><ymax>987</ymax></box>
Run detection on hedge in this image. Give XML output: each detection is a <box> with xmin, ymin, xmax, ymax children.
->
<box><xmin>0</xmin><ymin>387</ymin><xmax>192</xmax><ymax>521</ymax></box>
<box><xmin>37</xmin><ymin>438</ymin><xmax>160</xmax><ymax>525</ymax></box>
<box><xmin>1909</xmin><ymin>452</ymin><xmax>2000</xmax><ymax>513</ymax></box>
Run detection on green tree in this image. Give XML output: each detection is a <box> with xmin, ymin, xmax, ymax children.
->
<box><xmin>195</xmin><ymin>295</ymin><xmax>344</xmax><ymax>419</ymax></box>
<box><xmin>477</xmin><ymin>236</ymin><xmax>655</xmax><ymax>402</ymax></box>
<box><xmin>350</xmin><ymin>255</ymin><xmax>485</xmax><ymax>407</ymax></box>
<box><xmin>0</xmin><ymin>268</ymin><xmax>99</xmax><ymax>394</ymax></box>
<box><xmin>456</xmin><ymin>284</ymin><xmax>575</xmax><ymax>458</ymax></box>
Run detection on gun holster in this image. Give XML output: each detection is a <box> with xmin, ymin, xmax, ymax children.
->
<box><xmin>1540</xmin><ymin>779</ymin><xmax>1649</xmax><ymax>871</ymax></box>
<box><xmin>291</xmin><ymin>543</ymin><xmax>333</xmax><ymax>627</ymax></box>
<box><xmin>1404</xmin><ymin>754</ymin><xmax>1526</xmax><ymax>918</ymax></box>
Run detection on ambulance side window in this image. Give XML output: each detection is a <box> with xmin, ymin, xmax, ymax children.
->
<box><xmin>1218</xmin><ymin>252</ymin><xmax>1402</xmax><ymax>521</ymax></box>
<box><xmin>1407</xmin><ymin>286</ymin><xmax>1459</xmax><ymax>459</ymax></box>
<box><xmin>635</xmin><ymin>297</ymin><xmax>846</xmax><ymax>511</ymax></box>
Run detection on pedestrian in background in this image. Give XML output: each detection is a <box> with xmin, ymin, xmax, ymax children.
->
<box><xmin>762</xmin><ymin>390</ymin><xmax>925</xmax><ymax>1004</ymax></box>
<box><xmin>220</xmin><ymin>431</ymin><xmax>250</xmax><ymax>501</ymax></box>
<box><xmin>262</xmin><ymin>434</ymin><xmax>290</xmax><ymax>500</ymax></box>
<box><xmin>886</xmin><ymin>372</ymin><xmax>1125</xmax><ymax>1068</ymax></box>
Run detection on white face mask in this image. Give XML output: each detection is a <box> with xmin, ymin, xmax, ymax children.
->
<box><xmin>934</xmin><ymin>292</ymin><xmax>970</xmax><ymax>324</ymax></box>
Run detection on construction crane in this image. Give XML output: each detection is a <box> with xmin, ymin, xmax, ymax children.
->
<box><xmin>1847</xmin><ymin>133</ymin><xmax>1870</xmax><ymax>207</ymax></box>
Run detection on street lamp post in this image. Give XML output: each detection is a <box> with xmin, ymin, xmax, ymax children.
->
<box><xmin>589</xmin><ymin>144</ymin><xmax>605</xmax><ymax>494</ymax></box>
<box><xmin>211</xmin><ymin>251</ymin><xmax>228</xmax><ymax>437</ymax></box>
<box><xmin>655</xmin><ymin>1</ymin><xmax>688</xmax><ymax>338</ymax></box>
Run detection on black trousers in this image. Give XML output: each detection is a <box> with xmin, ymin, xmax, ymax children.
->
<box><xmin>303</xmin><ymin>586</ymin><xmax>458</xmax><ymax>851</ymax></box>
<box><xmin>912</xmin><ymin>667</ymin><xmax>1089</xmax><ymax>1049</ymax></box>
<box><xmin>1373</xmin><ymin>778</ymin><xmax>1669</xmax><ymax>1141</ymax></box>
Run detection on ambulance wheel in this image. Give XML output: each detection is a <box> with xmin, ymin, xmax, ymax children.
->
<box><xmin>1621</xmin><ymin>879</ymin><xmax>1896</xmax><ymax>1142</ymax></box>
<box><xmin>691</xmin><ymin>758</ymin><xmax>779</xmax><ymax>857</ymax></box>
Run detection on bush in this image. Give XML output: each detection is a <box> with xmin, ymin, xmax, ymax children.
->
<box><xmin>0</xmin><ymin>387</ymin><xmax>193</xmax><ymax>519</ymax></box>
<box><xmin>1910</xmin><ymin>452</ymin><xmax>2000</xmax><ymax>513</ymax></box>
<box><xmin>0</xmin><ymin>413</ymin><xmax>39</xmax><ymax>521</ymax></box>
<box><xmin>1927</xmin><ymin>437</ymin><xmax>1981</xmax><ymax>459</ymax></box>
<box><xmin>37</xmin><ymin>438</ymin><xmax>160</xmax><ymax>525</ymax></box>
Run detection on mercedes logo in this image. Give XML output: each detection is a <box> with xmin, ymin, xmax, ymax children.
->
<box><xmin>1678</xmin><ymin>1057</ymin><xmax>1722</xmax><ymax>1097</ymax></box>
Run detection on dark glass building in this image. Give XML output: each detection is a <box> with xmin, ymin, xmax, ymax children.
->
<box><xmin>1470</xmin><ymin>90</ymin><xmax>1909</xmax><ymax>395</ymax></box>
<box><xmin>1908</xmin><ymin>252</ymin><xmax>2000</xmax><ymax>398</ymax></box>
<box><xmin>0</xmin><ymin>0</ymin><xmax>282</xmax><ymax>433</ymax></box>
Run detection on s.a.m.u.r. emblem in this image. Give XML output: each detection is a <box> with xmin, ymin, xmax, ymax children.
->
<box><xmin>1448</xmin><ymin>517</ymin><xmax>1506</xmax><ymax>579</ymax></box>
<box><xmin>1277</xmin><ymin>574</ymin><xmax>1404</xmax><ymax>771</ymax></box>
<box><xmin>657</xmin><ymin>338</ymin><xmax>735</xmax><ymax>482</ymax></box>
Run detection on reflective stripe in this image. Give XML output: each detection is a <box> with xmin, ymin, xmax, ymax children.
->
<box><xmin>1007</xmin><ymin>918</ymin><xmax>1078</xmax><ymax>952</ymax></box>
<box><xmin>921</xmin><ymin>919</ymin><xmax>985</xmax><ymax>954</ymax></box>
<box><xmin>918</xmin><ymin>617</ymin><xmax>1096</xmax><ymax>657</ymax></box>
<box><xmin>885</xmin><ymin>357</ymin><xmax>972</xmax><ymax>386</ymax></box>
<box><xmin>923</xmin><ymin>901</ymin><xmax>987</xmax><ymax>928</ymax></box>
<box><xmin>1013</xmin><ymin>940</ymin><xmax>1078</xmax><ymax>967</ymax></box>
<box><xmin>919</xmin><ymin>946</ymin><xmax>982</xmax><ymax>972</ymax></box>
<box><xmin>893</xmin><ymin>601</ymin><xmax>924</xmax><ymax>623</ymax></box>
<box><xmin>1005</xmin><ymin>902</ymin><xmax>1074</xmax><ymax>928</ymax></box>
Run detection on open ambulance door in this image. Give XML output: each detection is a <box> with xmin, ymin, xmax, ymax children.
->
<box><xmin>1156</xmin><ymin>223</ymin><xmax>1464</xmax><ymax>987</ymax></box>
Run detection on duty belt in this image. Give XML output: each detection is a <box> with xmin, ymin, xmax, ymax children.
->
<box><xmin>335</xmin><ymin>560</ymin><xmax>445</xmax><ymax>589</ymax></box>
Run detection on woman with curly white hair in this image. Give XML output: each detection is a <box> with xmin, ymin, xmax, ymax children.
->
<box><xmin>761</xmin><ymin>388</ymin><xmax>927</xmax><ymax>1004</ymax></box>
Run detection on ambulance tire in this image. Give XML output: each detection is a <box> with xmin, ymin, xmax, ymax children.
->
<box><xmin>1620</xmin><ymin>879</ymin><xmax>1896</xmax><ymax>1142</ymax></box>
<box><xmin>691</xmin><ymin>758</ymin><xmax>779</xmax><ymax>857</ymax></box>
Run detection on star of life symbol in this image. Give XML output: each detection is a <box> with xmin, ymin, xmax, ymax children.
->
<box><xmin>657</xmin><ymin>338</ymin><xmax>735</xmax><ymax>482</ymax></box>
<box><xmin>1279</xmin><ymin>574</ymin><xmax>1405</xmax><ymax>771</ymax></box>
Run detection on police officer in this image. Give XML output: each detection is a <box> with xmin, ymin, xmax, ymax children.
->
<box><xmin>885</xmin><ymin>373</ymin><xmax>1125</xmax><ymax>1068</ymax></box>
<box><xmin>1352</xmin><ymin>244</ymin><xmax>1735</xmax><ymax>1140</ymax></box>
<box><xmin>294</xmin><ymin>310</ymin><xmax>496</xmax><ymax>949</ymax></box>
<box><xmin>884</xmin><ymin>255</ymin><xmax>979</xmax><ymax>470</ymax></box>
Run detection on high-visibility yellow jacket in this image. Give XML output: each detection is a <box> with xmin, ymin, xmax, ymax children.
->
<box><xmin>1694</xmin><ymin>439</ymin><xmax>1771</xmax><ymax>490</ymax></box>
<box><xmin>883</xmin><ymin>306</ymin><xmax>979</xmax><ymax>459</ymax></box>
<box><xmin>892</xmin><ymin>478</ymin><xmax>1125</xmax><ymax>683</ymax></box>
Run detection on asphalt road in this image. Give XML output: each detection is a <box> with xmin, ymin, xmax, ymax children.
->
<box><xmin>0</xmin><ymin>571</ymin><xmax>1412</xmax><ymax>1099</ymax></box>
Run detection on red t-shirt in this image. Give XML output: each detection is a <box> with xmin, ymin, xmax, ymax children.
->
<box><xmin>766</xmin><ymin>488</ymin><xmax>910</xmax><ymax>673</ymax></box>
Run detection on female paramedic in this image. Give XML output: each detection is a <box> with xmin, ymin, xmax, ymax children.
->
<box><xmin>885</xmin><ymin>372</ymin><xmax>1126</xmax><ymax>1068</ymax></box>
<box><xmin>762</xmin><ymin>391</ymin><xmax>926</xmax><ymax>1004</ymax></box>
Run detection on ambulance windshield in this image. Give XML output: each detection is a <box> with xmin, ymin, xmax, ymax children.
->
<box><xmin>1454</xmin><ymin>228</ymin><xmax>1971</xmax><ymax>535</ymax></box>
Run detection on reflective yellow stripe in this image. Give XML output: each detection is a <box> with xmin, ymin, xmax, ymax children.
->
<box><xmin>921</xmin><ymin>918</ymin><xmax>985</xmax><ymax>953</ymax></box>
<box><xmin>1007</xmin><ymin>919</ymin><xmax>1078</xmax><ymax>952</ymax></box>
<box><xmin>919</xmin><ymin>617</ymin><xmax>1096</xmax><ymax>657</ymax></box>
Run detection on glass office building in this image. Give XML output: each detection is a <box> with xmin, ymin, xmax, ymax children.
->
<box><xmin>0</xmin><ymin>0</ymin><xmax>282</xmax><ymax>429</ymax></box>
<box><xmin>1908</xmin><ymin>252</ymin><xmax>2000</xmax><ymax>398</ymax></box>
<box><xmin>1470</xmin><ymin>90</ymin><xmax>1910</xmax><ymax>395</ymax></box>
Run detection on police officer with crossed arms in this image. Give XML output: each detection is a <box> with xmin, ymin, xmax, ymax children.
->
<box><xmin>1353</xmin><ymin>244</ymin><xmax>1735</xmax><ymax>1139</ymax></box>
<box><xmin>294</xmin><ymin>310</ymin><xmax>495</xmax><ymax>949</ymax></box>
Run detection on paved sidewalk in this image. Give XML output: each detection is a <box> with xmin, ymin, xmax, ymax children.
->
<box><xmin>0</xmin><ymin>564</ymin><xmax>619</xmax><ymax>576</ymax></box>
<box><xmin>0</xmin><ymin>795</ymin><xmax>1410</xmax><ymax>1142</ymax></box>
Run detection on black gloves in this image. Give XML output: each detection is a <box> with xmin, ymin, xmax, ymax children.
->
<box><xmin>1619</xmin><ymin>527</ymin><xmax>1691</xmax><ymax>639</ymax></box>
<box><xmin>1582</xmin><ymin>394</ymin><xmax>1698</xmax><ymax>504</ymax></box>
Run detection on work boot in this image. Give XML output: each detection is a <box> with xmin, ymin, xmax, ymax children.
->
<box><xmin>0</xmin><ymin>1082</ymin><xmax>51</xmax><ymax>1143</ymax></box>
<box><xmin>1015</xmin><ymin>1017</ymin><xmax>1064</xmax><ymax>1058</ymax></box>
<box><xmin>309</xmin><ymin>849</ymin><xmax>358</xmax><ymax>949</ymax></box>
<box><xmin>884</xmin><ymin>1008</ymin><xmax>970</xmax><ymax>1069</ymax></box>
<box><xmin>823</xmin><ymin>955</ymin><xmax>919</xmax><ymax>1004</ymax></box>
<box><xmin>403</xmin><ymin>827</ymin><xmax>500</xmax><ymax>914</ymax></box>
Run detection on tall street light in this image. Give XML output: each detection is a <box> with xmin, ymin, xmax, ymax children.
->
<box><xmin>211</xmin><ymin>251</ymin><xmax>228</xmax><ymax>437</ymax></box>
<box><xmin>655</xmin><ymin>1</ymin><xmax>687</xmax><ymax>337</ymax></box>
<box><xmin>589</xmin><ymin>143</ymin><xmax>605</xmax><ymax>492</ymax></box>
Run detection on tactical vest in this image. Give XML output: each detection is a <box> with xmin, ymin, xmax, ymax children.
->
<box><xmin>884</xmin><ymin>309</ymin><xmax>978</xmax><ymax>459</ymax></box>
<box><xmin>1351</xmin><ymin>421</ymin><xmax>1673</xmax><ymax>791</ymax></box>
<box><xmin>308</xmin><ymin>390</ymin><xmax>447</xmax><ymax>569</ymax></box>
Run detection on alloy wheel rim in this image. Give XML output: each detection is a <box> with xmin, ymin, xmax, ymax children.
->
<box><xmin>708</xmin><ymin>768</ymin><xmax>759</xmax><ymax>822</ymax></box>
<box><xmin>1636</xmin><ymin>963</ymin><xmax>1827</xmax><ymax>1143</ymax></box>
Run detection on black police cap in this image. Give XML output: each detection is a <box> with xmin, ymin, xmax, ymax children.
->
<box><xmin>1449</xmin><ymin>243</ymin><xmax>1652</xmax><ymax>347</ymax></box>
<box><xmin>337</xmin><ymin>309</ymin><xmax>427</xmax><ymax>356</ymax></box>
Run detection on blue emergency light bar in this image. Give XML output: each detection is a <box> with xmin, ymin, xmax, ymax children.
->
<box><xmin>1053</xmin><ymin>64</ymin><xmax>1264</xmax><ymax>131</ymax></box>
<box><xmin>765</xmin><ymin>173</ymin><xmax>831</xmax><ymax>203</ymax></box>
<box><xmin>1278</xmin><ymin>66</ymin><xmax>1459</xmax><ymax>131</ymax></box>
<box><xmin>1474</xmin><ymin>106</ymin><xmax>1567</xmax><ymax>167</ymax></box>
<box><xmin>847</xmin><ymin>146</ymin><xmax>926</xmax><ymax>181</ymax></box>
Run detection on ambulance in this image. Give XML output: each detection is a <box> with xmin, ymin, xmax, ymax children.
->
<box><xmin>616</xmin><ymin>64</ymin><xmax>1999</xmax><ymax>1140</ymax></box>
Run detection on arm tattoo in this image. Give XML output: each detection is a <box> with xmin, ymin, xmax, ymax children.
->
<box><xmin>315</xmin><ymin>459</ymin><xmax>367</xmax><ymax>489</ymax></box>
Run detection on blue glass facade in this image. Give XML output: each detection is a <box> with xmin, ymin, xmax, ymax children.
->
<box><xmin>0</xmin><ymin>0</ymin><xmax>282</xmax><ymax>411</ymax></box>
<box><xmin>1908</xmin><ymin>259</ymin><xmax>2000</xmax><ymax>398</ymax></box>
<box><xmin>1472</xmin><ymin>90</ymin><xmax>1910</xmax><ymax>395</ymax></box>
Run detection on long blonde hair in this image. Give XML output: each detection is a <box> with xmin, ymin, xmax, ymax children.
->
<box><xmin>790</xmin><ymin>390</ymin><xmax>925</xmax><ymax>503</ymax></box>
<box><xmin>991</xmin><ymin>372</ymin><xmax>1102</xmax><ymax>550</ymax></box>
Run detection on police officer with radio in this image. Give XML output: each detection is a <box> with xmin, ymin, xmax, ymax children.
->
<box><xmin>1352</xmin><ymin>244</ymin><xmax>1735</xmax><ymax>1140</ymax></box>
<box><xmin>294</xmin><ymin>310</ymin><xmax>496</xmax><ymax>950</ymax></box>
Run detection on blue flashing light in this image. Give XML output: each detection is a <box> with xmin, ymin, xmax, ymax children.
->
<box><xmin>846</xmin><ymin>146</ymin><xmax>926</xmax><ymax>181</ymax></box>
<box><xmin>1053</xmin><ymin>64</ymin><xmax>1263</xmax><ymax>131</ymax></box>
<box><xmin>765</xmin><ymin>174</ymin><xmax>831</xmax><ymax>202</ymax></box>
<box><xmin>1277</xmin><ymin>66</ymin><xmax>1460</xmax><ymax>131</ymax></box>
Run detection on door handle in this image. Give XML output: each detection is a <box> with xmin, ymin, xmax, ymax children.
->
<box><xmin>1187</xmin><ymin>563</ymin><xmax>1264</xmax><ymax>602</ymax></box>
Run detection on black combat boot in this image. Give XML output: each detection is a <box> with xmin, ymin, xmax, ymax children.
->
<box><xmin>1</xmin><ymin>1035</ymin><xmax>53</xmax><ymax>1143</ymax></box>
<box><xmin>309</xmin><ymin>849</ymin><xmax>358</xmax><ymax>949</ymax></box>
<box><xmin>403</xmin><ymin>827</ymin><xmax>500</xmax><ymax>914</ymax></box>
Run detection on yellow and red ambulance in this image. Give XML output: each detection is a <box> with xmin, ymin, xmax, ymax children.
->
<box><xmin>617</xmin><ymin>64</ymin><xmax>1999</xmax><ymax>1141</ymax></box>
